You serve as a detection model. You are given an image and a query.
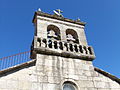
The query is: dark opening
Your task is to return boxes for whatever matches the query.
[74,45,78,52]
[79,45,83,53]
[66,29,79,44]
[88,47,93,55]
[42,39,47,47]
[54,41,58,49]
[69,44,73,52]
[47,25,61,40]
[64,43,68,51]
[59,42,63,50]
[48,40,52,48]
[83,46,88,54]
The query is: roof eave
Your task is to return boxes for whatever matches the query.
[32,11,86,26]
[94,67,120,84]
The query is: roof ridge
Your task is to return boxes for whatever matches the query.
[0,59,36,76]
[94,67,120,84]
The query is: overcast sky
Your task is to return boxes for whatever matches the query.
[0,0,120,77]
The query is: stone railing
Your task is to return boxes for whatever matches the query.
[31,36,95,61]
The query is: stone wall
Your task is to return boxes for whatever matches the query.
[0,11,119,90]
[36,15,88,45]
[0,64,36,90]
[35,54,120,90]
[0,54,120,90]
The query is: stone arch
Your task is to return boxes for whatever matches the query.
[60,79,80,90]
[66,29,79,44]
[47,24,61,40]
[62,81,78,90]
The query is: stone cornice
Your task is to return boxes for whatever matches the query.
[33,47,95,61]
[31,37,96,61]
[32,11,86,26]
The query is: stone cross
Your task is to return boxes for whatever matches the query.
[53,9,63,17]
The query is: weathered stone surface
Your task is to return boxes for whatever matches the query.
[0,54,120,90]
[0,11,120,90]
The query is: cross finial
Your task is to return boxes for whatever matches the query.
[53,9,63,17]
[38,8,41,12]
[56,9,63,13]
[76,18,80,22]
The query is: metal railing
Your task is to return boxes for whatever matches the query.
[0,51,31,70]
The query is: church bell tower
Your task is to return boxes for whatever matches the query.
[31,9,95,90]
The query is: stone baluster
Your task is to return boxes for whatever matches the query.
[63,42,68,51]
[41,38,46,48]
[48,39,52,48]
[86,46,90,55]
[70,43,74,52]
[57,41,60,50]
[51,40,55,49]
[88,46,94,55]
[67,43,71,52]
[74,44,78,53]
[61,42,65,51]
[59,42,63,50]
[83,46,87,54]
[40,38,43,47]
[76,44,80,53]
[46,39,49,48]
[53,40,57,49]
[37,40,40,47]
[72,43,76,52]
[79,45,83,54]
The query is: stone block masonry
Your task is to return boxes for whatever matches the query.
[0,11,120,90]
[0,55,119,90]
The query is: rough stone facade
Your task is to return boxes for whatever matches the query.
[0,55,120,90]
[0,11,120,90]
[34,12,87,45]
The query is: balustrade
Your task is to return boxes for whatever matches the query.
[36,37,94,56]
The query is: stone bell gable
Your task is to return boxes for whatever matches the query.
[0,10,120,90]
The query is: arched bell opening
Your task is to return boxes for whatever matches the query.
[47,25,61,40]
[66,29,79,44]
